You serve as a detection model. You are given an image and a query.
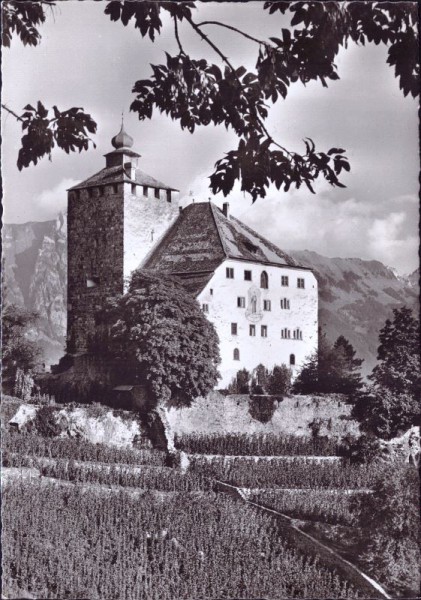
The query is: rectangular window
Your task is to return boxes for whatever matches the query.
[131,183,136,195]
[280,298,290,310]
[88,188,94,198]
[143,185,148,197]
[202,304,209,313]
[261,325,267,338]
[154,188,160,199]
[210,289,213,296]
[226,267,234,279]
[166,189,171,203]
[281,276,289,287]
[263,300,271,311]
[249,325,256,337]
[244,270,252,281]
[99,186,104,196]
[231,323,238,335]
[297,277,305,289]
[113,184,118,194]
[237,297,245,308]
[76,190,81,200]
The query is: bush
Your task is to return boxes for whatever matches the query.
[32,406,62,438]
[267,364,292,396]
[248,395,276,423]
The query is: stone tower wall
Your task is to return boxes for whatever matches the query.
[67,184,125,353]
[123,185,180,280]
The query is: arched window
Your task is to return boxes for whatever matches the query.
[289,354,295,366]
[260,271,268,289]
[233,348,240,361]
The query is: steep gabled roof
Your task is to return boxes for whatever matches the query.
[142,202,309,295]
[68,165,178,191]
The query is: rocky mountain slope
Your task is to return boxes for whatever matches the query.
[3,216,67,365]
[289,250,419,375]
[2,218,418,375]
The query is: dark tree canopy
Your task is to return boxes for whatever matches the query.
[352,307,420,439]
[293,330,363,395]
[2,302,42,394]
[2,1,418,198]
[90,269,221,406]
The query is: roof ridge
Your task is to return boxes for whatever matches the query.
[209,203,229,258]
[229,213,301,267]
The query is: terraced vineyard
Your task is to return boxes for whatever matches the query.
[2,409,418,599]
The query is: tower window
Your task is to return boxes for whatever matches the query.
[290,353,296,366]
[143,185,148,197]
[231,323,238,335]
[226,267,234,279]
[237,297,245,308]
[263,300,271,311]
[76,190,81,200]
[281,276,289,287]
[86,276,100,288]
[244,270,252,281]
[166,189,171,203]
[202,303,209,313]
[260,271,269,289]
[249,325,256,337]
[261,325,268,338]
[154,188,160,199]
[297,278,305,289]
[233,348,240,361]
[293,328,303,340]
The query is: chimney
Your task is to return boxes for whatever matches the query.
[222,202,230,218]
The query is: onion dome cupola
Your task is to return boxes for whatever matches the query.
[105,118,141,168]
[111,123,134,150]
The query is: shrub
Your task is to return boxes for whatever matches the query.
[32,406,62,438]
[248,395,276,423]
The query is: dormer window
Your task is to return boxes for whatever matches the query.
[244,241,258,254]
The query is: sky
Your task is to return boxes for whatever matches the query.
[2,1,419,274]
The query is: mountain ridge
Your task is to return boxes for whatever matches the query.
[3,218,419,376]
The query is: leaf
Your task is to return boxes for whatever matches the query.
[327,148,346,155]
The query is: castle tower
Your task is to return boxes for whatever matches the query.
[66,123,180,354]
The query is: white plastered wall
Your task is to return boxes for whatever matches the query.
[197,259,318,388]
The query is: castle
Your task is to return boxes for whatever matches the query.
[66,124,318,388]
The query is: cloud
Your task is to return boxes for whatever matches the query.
[31,178,78,221]
[181,178,418,275]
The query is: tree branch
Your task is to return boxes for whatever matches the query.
[2,103,24,123]
[196,20,266,46]
[184,16,294,159]
[173,15,185,55]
